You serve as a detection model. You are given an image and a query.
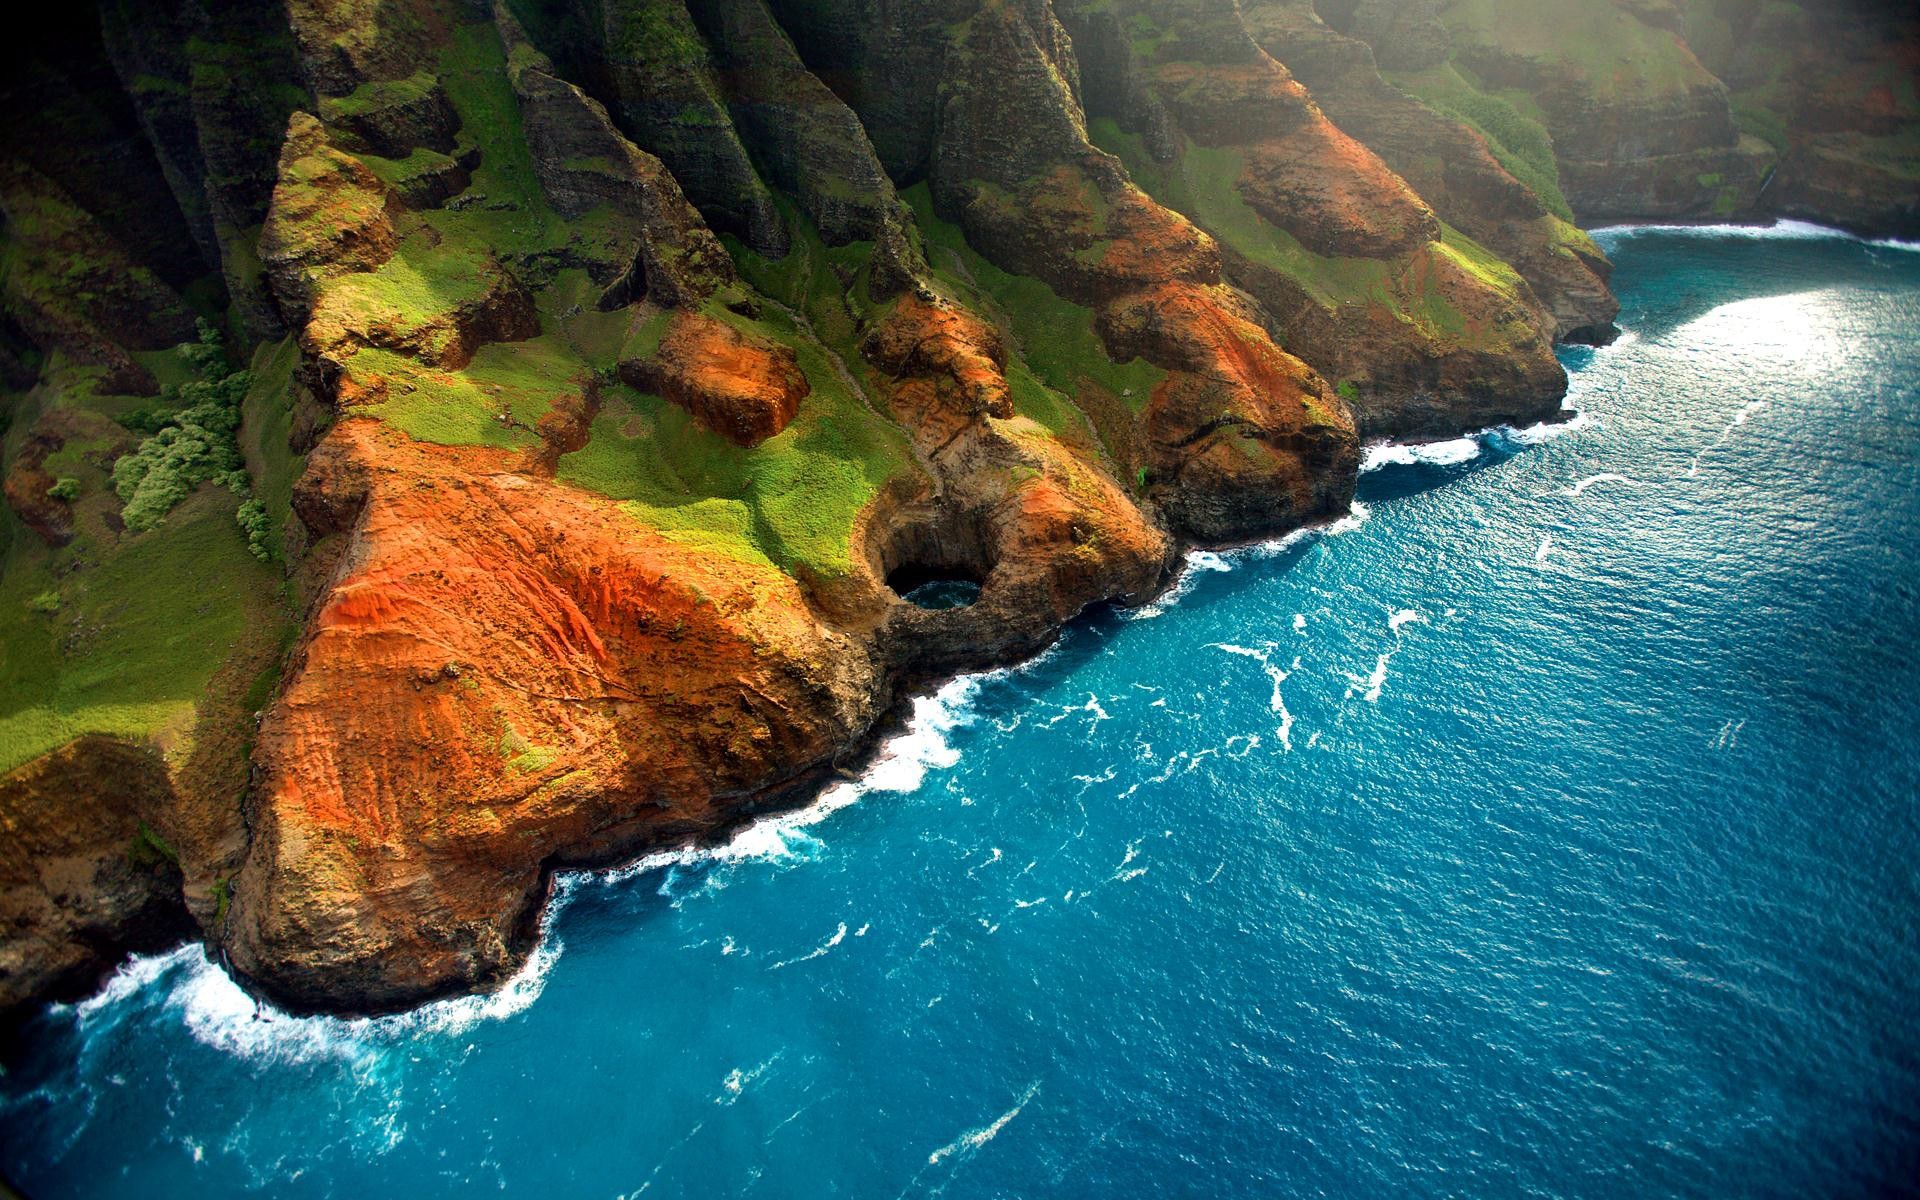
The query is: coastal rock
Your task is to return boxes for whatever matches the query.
[0,739,194,1033]
[1058,0,1568,438]
[225,419,882,1011]
[2,0,1917,1027]
[1237,0,1619,340]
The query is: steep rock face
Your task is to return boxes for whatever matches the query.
[257,112,402,312]
[1413,0,1773,223]
[0,162,198,393]
[0,738,195,1031]
[0,8,209,291]
[1684,0,1920,237]
[1059,0,1569,438]
[6,0,1918,1025]
[927,0,1357,539]
[548,0,789,254]
[857,291,1173,674]
[98,0,313,339]
[1,408,135,549]
[285,0,463,165]
[495,3,739,307]
[686,0,901,245]
[227,419,883,1010]
[1238,0,1618,340]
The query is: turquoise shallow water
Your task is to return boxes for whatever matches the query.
[4,227,1919,1198]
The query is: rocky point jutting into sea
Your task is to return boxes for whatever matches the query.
[2,0,1916,1027]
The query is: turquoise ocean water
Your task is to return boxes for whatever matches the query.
[3,226,1917,1197]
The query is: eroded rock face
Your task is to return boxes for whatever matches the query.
[687,0,902,245]
[0,739,195,1031]
[1238,0,1619,340]
[258,112,401,312]
[496,3,739,306]
[227,419,883,1009]
[1056,0,1567,438]
[620,309,810,445]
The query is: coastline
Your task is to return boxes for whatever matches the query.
[45,392,1610,1048]
[4,216,1896,1036]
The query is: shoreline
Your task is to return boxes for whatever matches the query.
[37,396,1611,1048]
[7,216,1882,1038]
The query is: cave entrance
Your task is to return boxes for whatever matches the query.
[886,563,984,610]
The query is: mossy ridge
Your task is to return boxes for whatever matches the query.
[1089,119,1386,307]
[900,183,1160,411]
[1386,63,1580,226]
[556,355,911,581]
[419,21,562,262]
[1439,0,1705,102]
[894,182,1159,471]
[1092,121,1534,352]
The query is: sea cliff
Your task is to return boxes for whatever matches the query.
[2,0,1914,1024]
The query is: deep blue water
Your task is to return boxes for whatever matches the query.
[4,227,1918,1198]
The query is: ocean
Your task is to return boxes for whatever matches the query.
[3,225,1917,1198]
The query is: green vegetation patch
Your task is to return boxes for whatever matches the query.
[0,486,283,774]
[238,336,303,560]
[558,336,914,580]
[1438,0,1705,101]
[1387,64,1577,223]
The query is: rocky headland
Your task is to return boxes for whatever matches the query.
[2,0,1915,1027]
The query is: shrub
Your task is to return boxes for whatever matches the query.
[26,590,60,614]
[112,324,255,533]
[46,476,80,502]
[235,498,274,562]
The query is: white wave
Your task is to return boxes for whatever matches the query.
[71,914,570,1069]
[1561,472,1638,497]
[1042,693,1109,728]
[1209,643,1296,750]
[74,945,188,1018]
[1591,219,1920,253]
[1127,503,1368,622]
[1325,500,1371,536]
[1347,653,1392,704]
[1688,399,1769,477]
[1534,533,1555,565]
[717,1053,782,1105]
[1124,551,1233,620]
[66,669,994,1055]
[928,1083,1042,1166]
[1388,607,1423,634]
[1360,435,1483,472]
[1293,613,1307,634]
[1497,409,1596,446]
[768,922,848,971]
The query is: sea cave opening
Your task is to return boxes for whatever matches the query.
[886,563,986,610]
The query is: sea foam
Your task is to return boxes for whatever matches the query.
[1590,218,1920,254]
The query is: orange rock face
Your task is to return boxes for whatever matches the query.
[861,294,1012,423]
[226,419,879,1009]
[620,309,810,446]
